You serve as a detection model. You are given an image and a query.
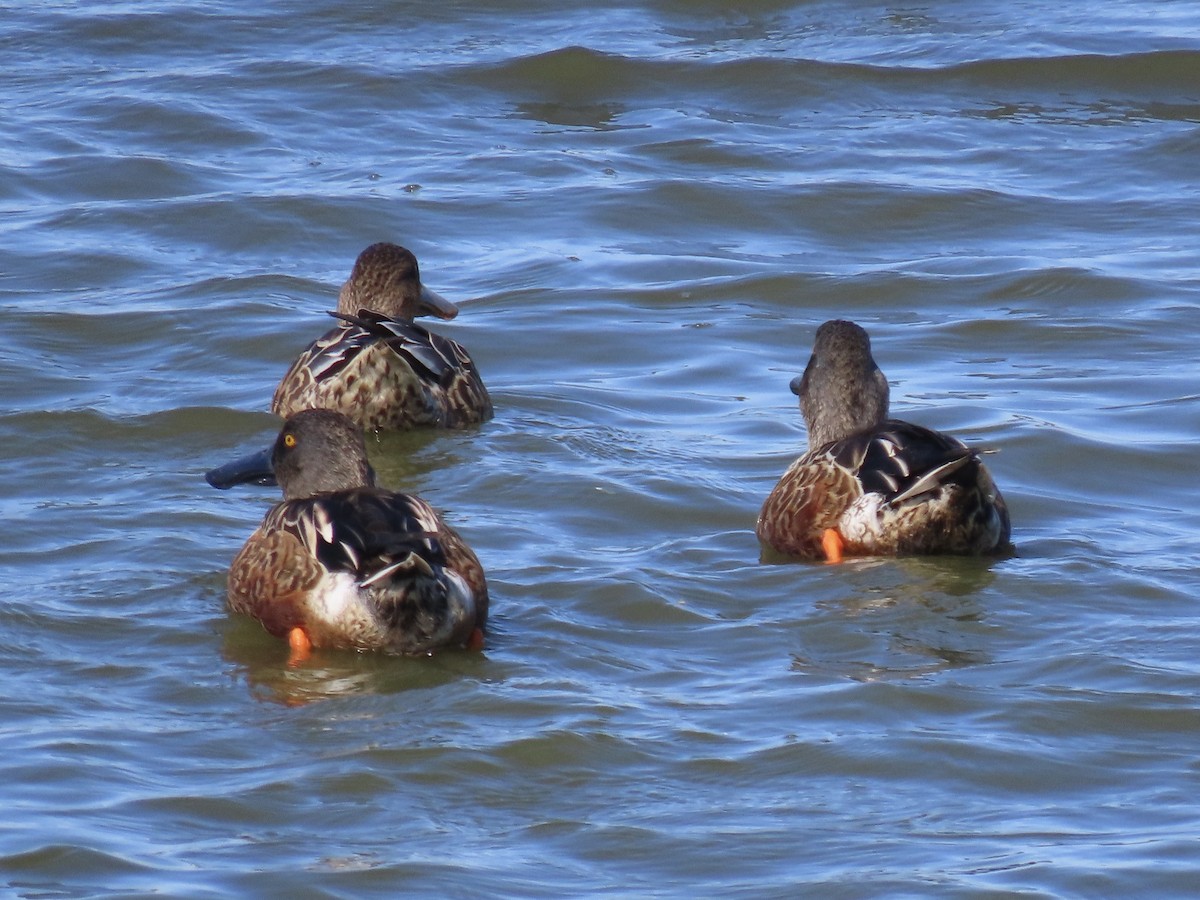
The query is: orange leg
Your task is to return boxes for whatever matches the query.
[821,528,845,564]
[287,626,313,666]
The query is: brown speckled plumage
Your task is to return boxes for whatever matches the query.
[271,243,492,430]
[756,320,1011,561]
[209,409,488,654]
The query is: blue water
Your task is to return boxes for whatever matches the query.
[3,2,1200,896]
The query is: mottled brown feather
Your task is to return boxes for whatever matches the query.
[757,449,862,558]
[272,319,492,430]
[227,525,323,637]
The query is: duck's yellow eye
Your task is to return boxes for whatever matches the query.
[283,433,297,448]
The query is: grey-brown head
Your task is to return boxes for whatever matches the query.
[790,319,890,449]
[270,409,377,498]
[336,242,459,321]
[206,409,377,500]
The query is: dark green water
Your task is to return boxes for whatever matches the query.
[3,2,1199,896]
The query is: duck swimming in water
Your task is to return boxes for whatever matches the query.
[756,319,1010,563]
[272,242,492,430]
[206,409,488,663]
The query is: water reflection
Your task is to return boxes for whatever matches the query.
[514,100,631,131]
[789,556,1000,681]
[221,619,488,706]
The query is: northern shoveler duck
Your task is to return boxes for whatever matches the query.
[272,242,493,430]
[206,409,488,663]
[756,319,1011,563]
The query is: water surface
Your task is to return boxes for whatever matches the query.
[3,1,1199,896]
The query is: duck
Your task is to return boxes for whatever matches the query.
[756,319,1011,563]
[206,408,488,663]
[271,242,493,430]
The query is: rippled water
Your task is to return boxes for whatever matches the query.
[3,1,1200,896]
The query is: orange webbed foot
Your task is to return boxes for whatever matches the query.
[287,627,313,667]
[821,528,845,564]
